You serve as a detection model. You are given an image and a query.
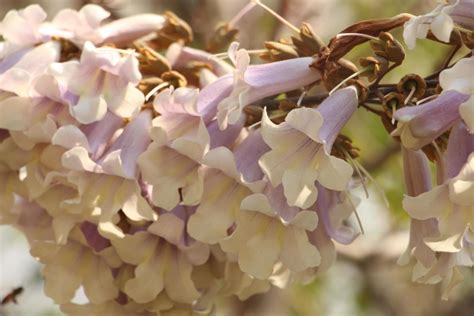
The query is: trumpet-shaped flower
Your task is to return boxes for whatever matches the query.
[52,5,166,46]
[403,125,474,254]
[51,4,110,45]
[0,5,47,54]
[30,237,121,305]
[259,86,357,209]
[215,42,321,130]
[392,90,470,149]
[0,41,60,96]
[111,212,209,304]
[403,0,474,49]
[55,41,144,124]
[220,184,320,279]
[188,132,267,244]
[138,87,209,210]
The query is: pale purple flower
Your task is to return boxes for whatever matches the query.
[259,86,357,209]
[196,42,321,129]
[187,131,267,244]
[392,90,470,149]
[53,41,144,124]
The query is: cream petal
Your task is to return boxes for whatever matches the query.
[403,185,450,220]
[62,146,100,172]
[240,193,277,218]
[285,106,324,143]
[43,263,82,304]
[317,153,353,191]
[124,250,165,303]
[164,252,200,303]
[288,210,318,231]
[449,179,474,206]
[82,258,119,304]
[425,233,464,253]
[459,97,474,132]
[239,230,280,279]
[148,213,184,245]
[52,216,76,245]
[439,57,474,94]
[112,231,157,265]
[430,12,454,43]
[0,96,33,130]
[52,125,91,151]
[282,166,318,209]
[280,228,320,272]
[71,95,108,124]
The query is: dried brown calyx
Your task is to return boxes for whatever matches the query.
[370,32,405,64]
[135,43,171,77]
[332,134,360,160]
[149,11,193,50]
[206,23,239,53]
[397,74,427,103]
[311,14,411,73]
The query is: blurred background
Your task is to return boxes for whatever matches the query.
[1,0,473,315]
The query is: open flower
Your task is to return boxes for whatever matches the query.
[55,41,144,124]
[215,42,321,130]
[52,5,167,46]
[0,5,48,54]
[188,132,267,244]
[111,212,209,304]
[403,155,474,254]
[220,184,320,279]
[30,236,121,305]
[51,4,110,45]
[392,90,470,149]
[403,0,474,49]
[259,86,357,209]
[138,87,209,210]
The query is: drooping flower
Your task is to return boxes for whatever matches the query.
[403,0,474,49]
[392,90,470,149]
[111,211,209,304]
[53,41,144,124]
[138,87,209,210]
[49,111,156,239]
[220,184,320,279]
[214,42,321,130]
[52,5,167,46]
[0,5,48,55]
[259,86,357,209]
[401,123,474,297]
[187,131,267,244]
[30,234,121,305]
[398,147,439,267]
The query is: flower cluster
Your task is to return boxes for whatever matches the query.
[1,0,473,312]
[0,4,361,315]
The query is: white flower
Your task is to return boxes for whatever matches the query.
[403,1,456,49]
[440,56,474,133]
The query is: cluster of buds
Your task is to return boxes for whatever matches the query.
[0,0,473,313]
